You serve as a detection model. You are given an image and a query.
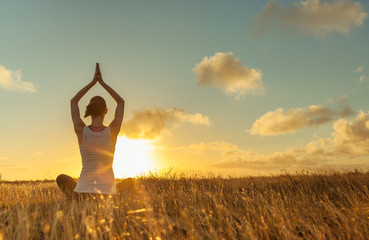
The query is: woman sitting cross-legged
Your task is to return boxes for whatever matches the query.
[56,63,125,200]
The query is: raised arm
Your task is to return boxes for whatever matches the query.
[71,64,99,144]
[96,64,125,141]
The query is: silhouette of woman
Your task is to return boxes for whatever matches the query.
[56,63,125,199]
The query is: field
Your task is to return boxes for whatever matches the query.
[1,171,369,239]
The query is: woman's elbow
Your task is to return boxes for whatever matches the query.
[118,97,125,104]
[70,97,79,105]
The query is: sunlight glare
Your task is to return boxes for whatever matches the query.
[113,136,155,178]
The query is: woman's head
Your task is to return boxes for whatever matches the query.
[84,96,107,118]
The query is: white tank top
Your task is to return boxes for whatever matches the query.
[74,126,117,194]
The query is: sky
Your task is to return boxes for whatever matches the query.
[1,0,369,180]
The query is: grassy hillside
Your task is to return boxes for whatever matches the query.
[1,171,369,239]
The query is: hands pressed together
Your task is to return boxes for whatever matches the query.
[89,63,124,105]
[92,63,104,85]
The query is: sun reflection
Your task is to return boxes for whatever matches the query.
[113,136,156,178]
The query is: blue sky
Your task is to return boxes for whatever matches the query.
[1,0,369,180]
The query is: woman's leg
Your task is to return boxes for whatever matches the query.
[56,174,77,199]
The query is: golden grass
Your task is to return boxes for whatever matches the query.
[1,171,369,239]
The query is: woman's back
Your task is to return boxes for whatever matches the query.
[74,126,117,194]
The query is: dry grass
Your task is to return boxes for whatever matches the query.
[1,171,369,239]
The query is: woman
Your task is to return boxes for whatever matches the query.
[56,63,125,199]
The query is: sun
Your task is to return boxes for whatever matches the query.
[113,136,156,178]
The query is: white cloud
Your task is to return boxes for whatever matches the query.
[253,0,368,37]
[193,52,264,99]
[156,109,369,171]
[286,110,369,159]
[331,110,369,157]
[165,110,369,170]
[0,65,36,93]
[123,107,210,140]
[249,103,353,136]
[355,66,364,73]
[355,65,366,83]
